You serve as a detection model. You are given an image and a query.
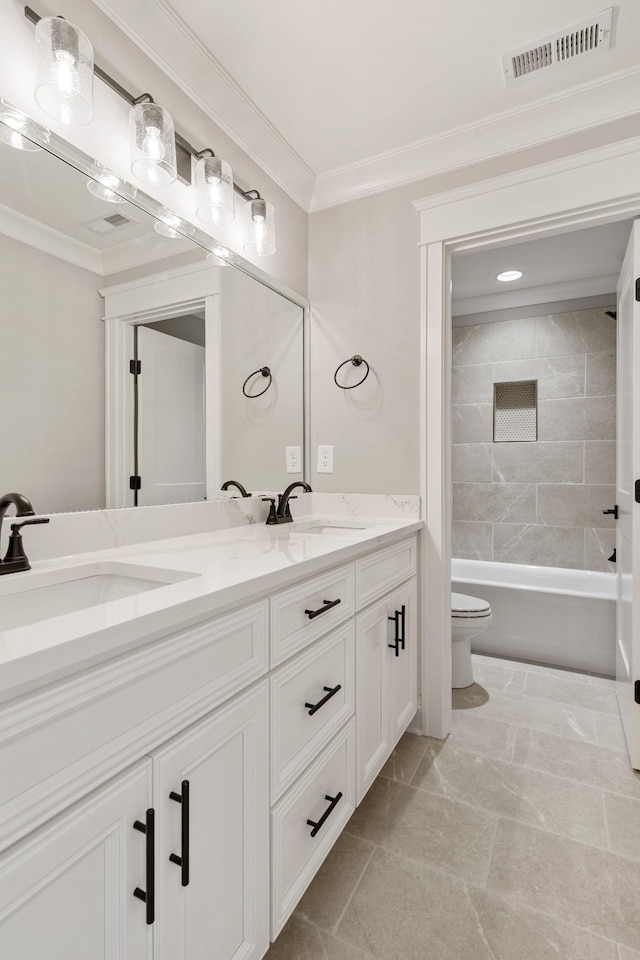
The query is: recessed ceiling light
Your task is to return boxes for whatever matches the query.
[496,270,523,282]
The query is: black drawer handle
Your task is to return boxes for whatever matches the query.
[305,684,342,716]
[304,598,341,620]
[388,605,407,657]
[307,792,343,837]
[169,779,190,887]
[133,808,155,924]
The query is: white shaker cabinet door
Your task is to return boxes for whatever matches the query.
[388,577,418,744]
[152,681,269,960]
[355,598,392,804]
[0,760,153,960]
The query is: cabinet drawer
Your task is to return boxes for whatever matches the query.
[355,536,417,609]
[270,623,355,802]
[270,564,354,667]
[271,719,355,937]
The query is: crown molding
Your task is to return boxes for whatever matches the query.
[90,0,316,211]
[311,64,640,212]
[0,203,104,274]
[452,274,618,318]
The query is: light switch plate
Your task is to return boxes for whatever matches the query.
[286,446,302,473]
[317,445,334,473]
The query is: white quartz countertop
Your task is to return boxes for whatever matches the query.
[0,515,422,702]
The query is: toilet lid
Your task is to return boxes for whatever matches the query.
[451,592,491,618]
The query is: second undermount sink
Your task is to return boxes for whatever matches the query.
[0,561,199,632]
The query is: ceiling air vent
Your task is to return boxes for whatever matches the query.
[80,211,136,235]
[501,8,614,86]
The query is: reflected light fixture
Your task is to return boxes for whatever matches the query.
[154,208,196,239]
[496,270,523,282]
[196,152,235,225]
[244,197,276,257]
[34,16,94,125]
[0,100,49,151]
[129,100,177,186]
[87,164,137,203]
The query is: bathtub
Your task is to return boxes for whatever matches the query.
[451,559,616,676]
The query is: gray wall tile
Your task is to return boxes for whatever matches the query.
[452,364,493,404]
[453,443,492,481]
[452,521,493,560]
[493,524,584,568]
[536,309,615,358]
[454,482,537,523]
[452,404,493,443]
[585,352,616,396]
[538,484,616,527]
[493,442,583,484]
[538,396,615,441]
[453,317,536,366]
[494,356,585,400]
[584,528,616,572]
[585,442,616,484]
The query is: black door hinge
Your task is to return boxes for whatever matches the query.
[636,278,640,301]
[635,680,640,704]
[130,359,141,375]
[130,475,142,491]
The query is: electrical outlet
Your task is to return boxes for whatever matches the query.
[286,445,301,473]
[317,444,334,473]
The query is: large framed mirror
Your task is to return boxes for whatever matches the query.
[0,104,308,514]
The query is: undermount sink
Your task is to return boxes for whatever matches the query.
[0,561,198,632]
[294,519,370,536]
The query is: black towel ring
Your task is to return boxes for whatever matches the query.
[334,355,370,390]
[242,366,272,398]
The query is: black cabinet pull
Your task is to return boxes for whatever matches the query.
[169,779,190,887]
[133,808,155,925]
[388,611,400,657]
[307,792,343,838]
[305,684,342,716]
[304,598,341,620]
[399,604,406,651]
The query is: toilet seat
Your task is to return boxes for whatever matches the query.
[451,592,491,619]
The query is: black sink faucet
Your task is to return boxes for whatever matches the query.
[221,480,252,498]
[264,482,312,525]
[0,492,49,575]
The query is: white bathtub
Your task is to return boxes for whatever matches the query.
[451,559,616,676]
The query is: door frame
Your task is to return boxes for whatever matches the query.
[415,135,640,740]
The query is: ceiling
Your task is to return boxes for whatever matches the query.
[94,0,640,210]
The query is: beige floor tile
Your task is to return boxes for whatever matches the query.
[411,743,608,848]
[487,818,640,949]
[523,671,619,716]
[265,916,373,959]
[589,673,617,688]
[472,657,527,694]
[345,776,497,886]
[619,947,640,959]
[449,712,518,761]
[595,712,628,752]
[336,847,617,960]
[453,687,597,743]
[513,727,640,798]
[604,793,640,860]
[294,832,375,932]
[379,733,432,783]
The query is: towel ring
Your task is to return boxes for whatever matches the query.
[242,366,272,398]
[334,355,370,390]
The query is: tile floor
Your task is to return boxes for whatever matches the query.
[264,653,640,960]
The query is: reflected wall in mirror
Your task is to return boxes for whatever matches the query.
[0,117,306,514]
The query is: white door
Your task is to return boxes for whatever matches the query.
[355,599,392,803]
[616,220,640,767]
[388,578,418,744]
[137,326,206,506]
[0,761,153,959]
[152,682,269,960]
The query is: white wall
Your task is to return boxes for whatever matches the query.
[0,233,104,513]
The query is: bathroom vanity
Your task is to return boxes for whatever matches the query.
[0,515,420,958]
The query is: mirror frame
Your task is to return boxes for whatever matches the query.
[1,101,311,507]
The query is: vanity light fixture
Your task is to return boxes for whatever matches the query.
[87,163,137,203]
[195,151,235,225]
[244,196,276,257]
[496,270,523,282]
[0,100,49,151]
[34,16,94,126]
[129,99,177,186]
[154,208,196,239]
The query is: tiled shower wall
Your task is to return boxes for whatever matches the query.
[452,308,616,571]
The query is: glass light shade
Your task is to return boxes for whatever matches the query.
[154,209,195,239]
[129,102,177,186]
[34,17,94,126]
[87,165,137,203]
[0,101,49,151]
[195,156,235,225]
[243,198,276,257]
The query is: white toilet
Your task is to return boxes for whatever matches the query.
[451,592,492,688]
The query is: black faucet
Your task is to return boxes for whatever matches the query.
[263,482,312,524]
[0,492,49,575]
[221,480,252,498]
